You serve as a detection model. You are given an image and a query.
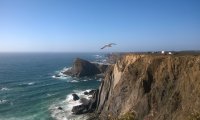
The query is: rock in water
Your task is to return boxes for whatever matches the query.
[72,98,90,114]
[72,94,79,101]
[84,90,96,96]
[58,107,63,110]
[88,90,96,95]
[72,104,89,115]
[84,91,89,95]
[72,90,99,114]
[64,58,101,77]
[80,98,90,105]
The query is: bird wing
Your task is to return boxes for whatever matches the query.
[101,45,107,49]
[101,43,116,49]
[110,43,117,45]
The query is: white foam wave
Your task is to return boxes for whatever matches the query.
[19,82,36,86]
[52,67,82,83]
[0,87,10,91]
[52,75,56,78]
[52,75,79,83]
[52,75,71,80]
[47,93,55,97]
[0,99,8,104]
[97,78,102,82]
[71,89,93,102]
[62,67,72,72]
[92,54,108,64]
[52,67,72,80]
[27,82,35,85]
[0,114,42,120]
[94,54,103,59]
[49,89,92,120]
[70,80,79,83]
[49,97,82,120]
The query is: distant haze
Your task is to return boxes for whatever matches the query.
[0,0,200,52]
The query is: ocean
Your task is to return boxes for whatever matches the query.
[0,53,105,120]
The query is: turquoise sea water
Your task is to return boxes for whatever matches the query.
[0,53,104,120]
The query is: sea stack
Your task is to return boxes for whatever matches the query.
[63,58,109,77]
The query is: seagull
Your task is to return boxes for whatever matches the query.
[101,43,117,49]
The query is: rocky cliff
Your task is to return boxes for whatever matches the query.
[95,54,200,120]
[64,58,108,77]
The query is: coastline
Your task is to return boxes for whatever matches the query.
[57,53,200,120]
[0,53,105,120]
[49,54,109,120]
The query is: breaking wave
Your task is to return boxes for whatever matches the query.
[0,87,10,91]
[49,89,92,120]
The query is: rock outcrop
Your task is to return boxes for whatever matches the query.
[64,58,109,77]
[95,54,200,120]
[72,90,99,115]
[72,94,80,101]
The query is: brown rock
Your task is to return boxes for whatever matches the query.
[64,58,101,77]
[96,54,200,120]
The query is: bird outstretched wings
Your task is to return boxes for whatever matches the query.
[101,43,117,49]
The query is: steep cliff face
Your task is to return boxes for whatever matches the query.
[96,54,200,120]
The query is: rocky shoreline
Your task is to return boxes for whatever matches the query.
[71,89,99,115]
[59,54,200,120]
[55,58,108,117]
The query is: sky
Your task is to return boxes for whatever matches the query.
[0,0,200,52]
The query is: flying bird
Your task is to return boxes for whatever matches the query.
[101,43,117,49]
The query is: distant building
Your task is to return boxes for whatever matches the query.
[161,51,165,54]
[168,52,172,55]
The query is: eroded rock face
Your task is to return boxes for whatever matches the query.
[72,90,99,115]
[72,104,89,115]
[64,58,108,77]
[96,54,200,120]
[84,90,96,96]
[72,94,79,101]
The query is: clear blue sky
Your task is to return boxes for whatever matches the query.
[0,0,200,52]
